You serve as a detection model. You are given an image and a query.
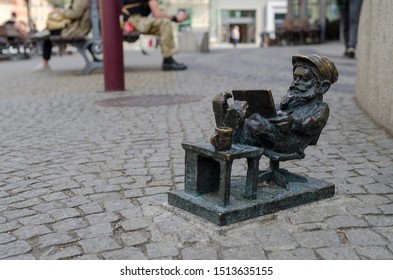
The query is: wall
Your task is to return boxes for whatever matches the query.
[356,0,393,135]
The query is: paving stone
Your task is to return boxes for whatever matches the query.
[267,248,317,260]
[61,196,92,207]
[75,223,113,239]
[363,183,393,194]
[78,202,103,215]
[48,208,81,220]
[12,225,52,239]
[121,230,149,246]
[364,215,393,227]
[288,206,347,224]
[2,209,37,220]
[378,204,393,214]
[373,227,393,242]
[178,228,211,245]
[85,212,120,225]
[221,244,267,260]
[51,217,89,232]
[18,213,55,226]
[293,230,341,248]
[137,194,168,205]
[146,241,178,259]
[102,247,147,260]
[122,217,152,231]
[355,246,393,260]
[0,240,32,259]
[253,223,298,251]
[181,246,218,260]
[42,246,83,260]
[38,233,78,248]
[103,199,135,212]
[7,254,36,260]
[344,228,388,246]
[124,189,144,198]
[0,233,16,244]
[346,204,381,215]
[315,246,359,260]
[32,201,64,213]
[79,236,121,254]
[0,221,21,233]
[325,215,368,229]
[154,214,188,234]
[356,195,391,205]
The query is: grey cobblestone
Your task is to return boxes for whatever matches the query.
[355,246,393,260]
[0,233,16,244]
[79,236,121,254]
[75,223,113,239]
[121,230,149,246]
[221,244,267,259]
[42,246,83,260]
[315,246,360,260]
[344,228,388,246]
[78,202,103,215]
[1,43,393,259]
[293,230,341,248]
[102,247,147,260]
[146,241,179,259]
[12,225,52,240]
[0,240,32,259]
[51,217,88,232]
[37,233,78,248]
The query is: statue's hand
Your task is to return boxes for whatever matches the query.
[269,111,293,132]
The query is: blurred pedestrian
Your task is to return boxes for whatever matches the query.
[337,0,363,58]
[4,12,17,26]
[122,0,189,71]
[34,0,91,71]
[231,25,240,48]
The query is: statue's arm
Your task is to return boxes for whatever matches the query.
[291,103,330,135]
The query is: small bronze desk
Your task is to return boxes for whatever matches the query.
[182,142,263,207]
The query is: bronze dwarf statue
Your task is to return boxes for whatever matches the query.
[213,54,338,161]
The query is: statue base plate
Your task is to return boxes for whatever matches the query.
[168,176,335,226]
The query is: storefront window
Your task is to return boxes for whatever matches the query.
[221,10,256,44]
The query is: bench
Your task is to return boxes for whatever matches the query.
[33,0,142,74]
[0,24,33,59]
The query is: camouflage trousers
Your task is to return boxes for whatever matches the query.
[127,15,175,58]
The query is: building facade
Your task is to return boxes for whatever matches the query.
[162,0,288,46]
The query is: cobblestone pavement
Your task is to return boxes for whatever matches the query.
[1,42,392,260]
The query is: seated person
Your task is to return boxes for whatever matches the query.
[218,54,338,159]
[35,0,91,70]
[122,0,188,71]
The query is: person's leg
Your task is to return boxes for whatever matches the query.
[127,16,187,70]
[347,0,363,57]
[340,1,349,51]
[41,29,61,66]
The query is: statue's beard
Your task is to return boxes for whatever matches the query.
[280,87,318,110]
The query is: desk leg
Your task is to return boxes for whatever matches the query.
[219,160,233,207]
[184,149,198,195]
[244,156,261,199]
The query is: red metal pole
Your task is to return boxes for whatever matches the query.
[99,0,125,91]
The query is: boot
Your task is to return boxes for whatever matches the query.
[162,57,187,71]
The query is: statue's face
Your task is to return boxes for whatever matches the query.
[290,66,317,95]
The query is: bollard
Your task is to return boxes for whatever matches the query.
[99,0,125,91]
